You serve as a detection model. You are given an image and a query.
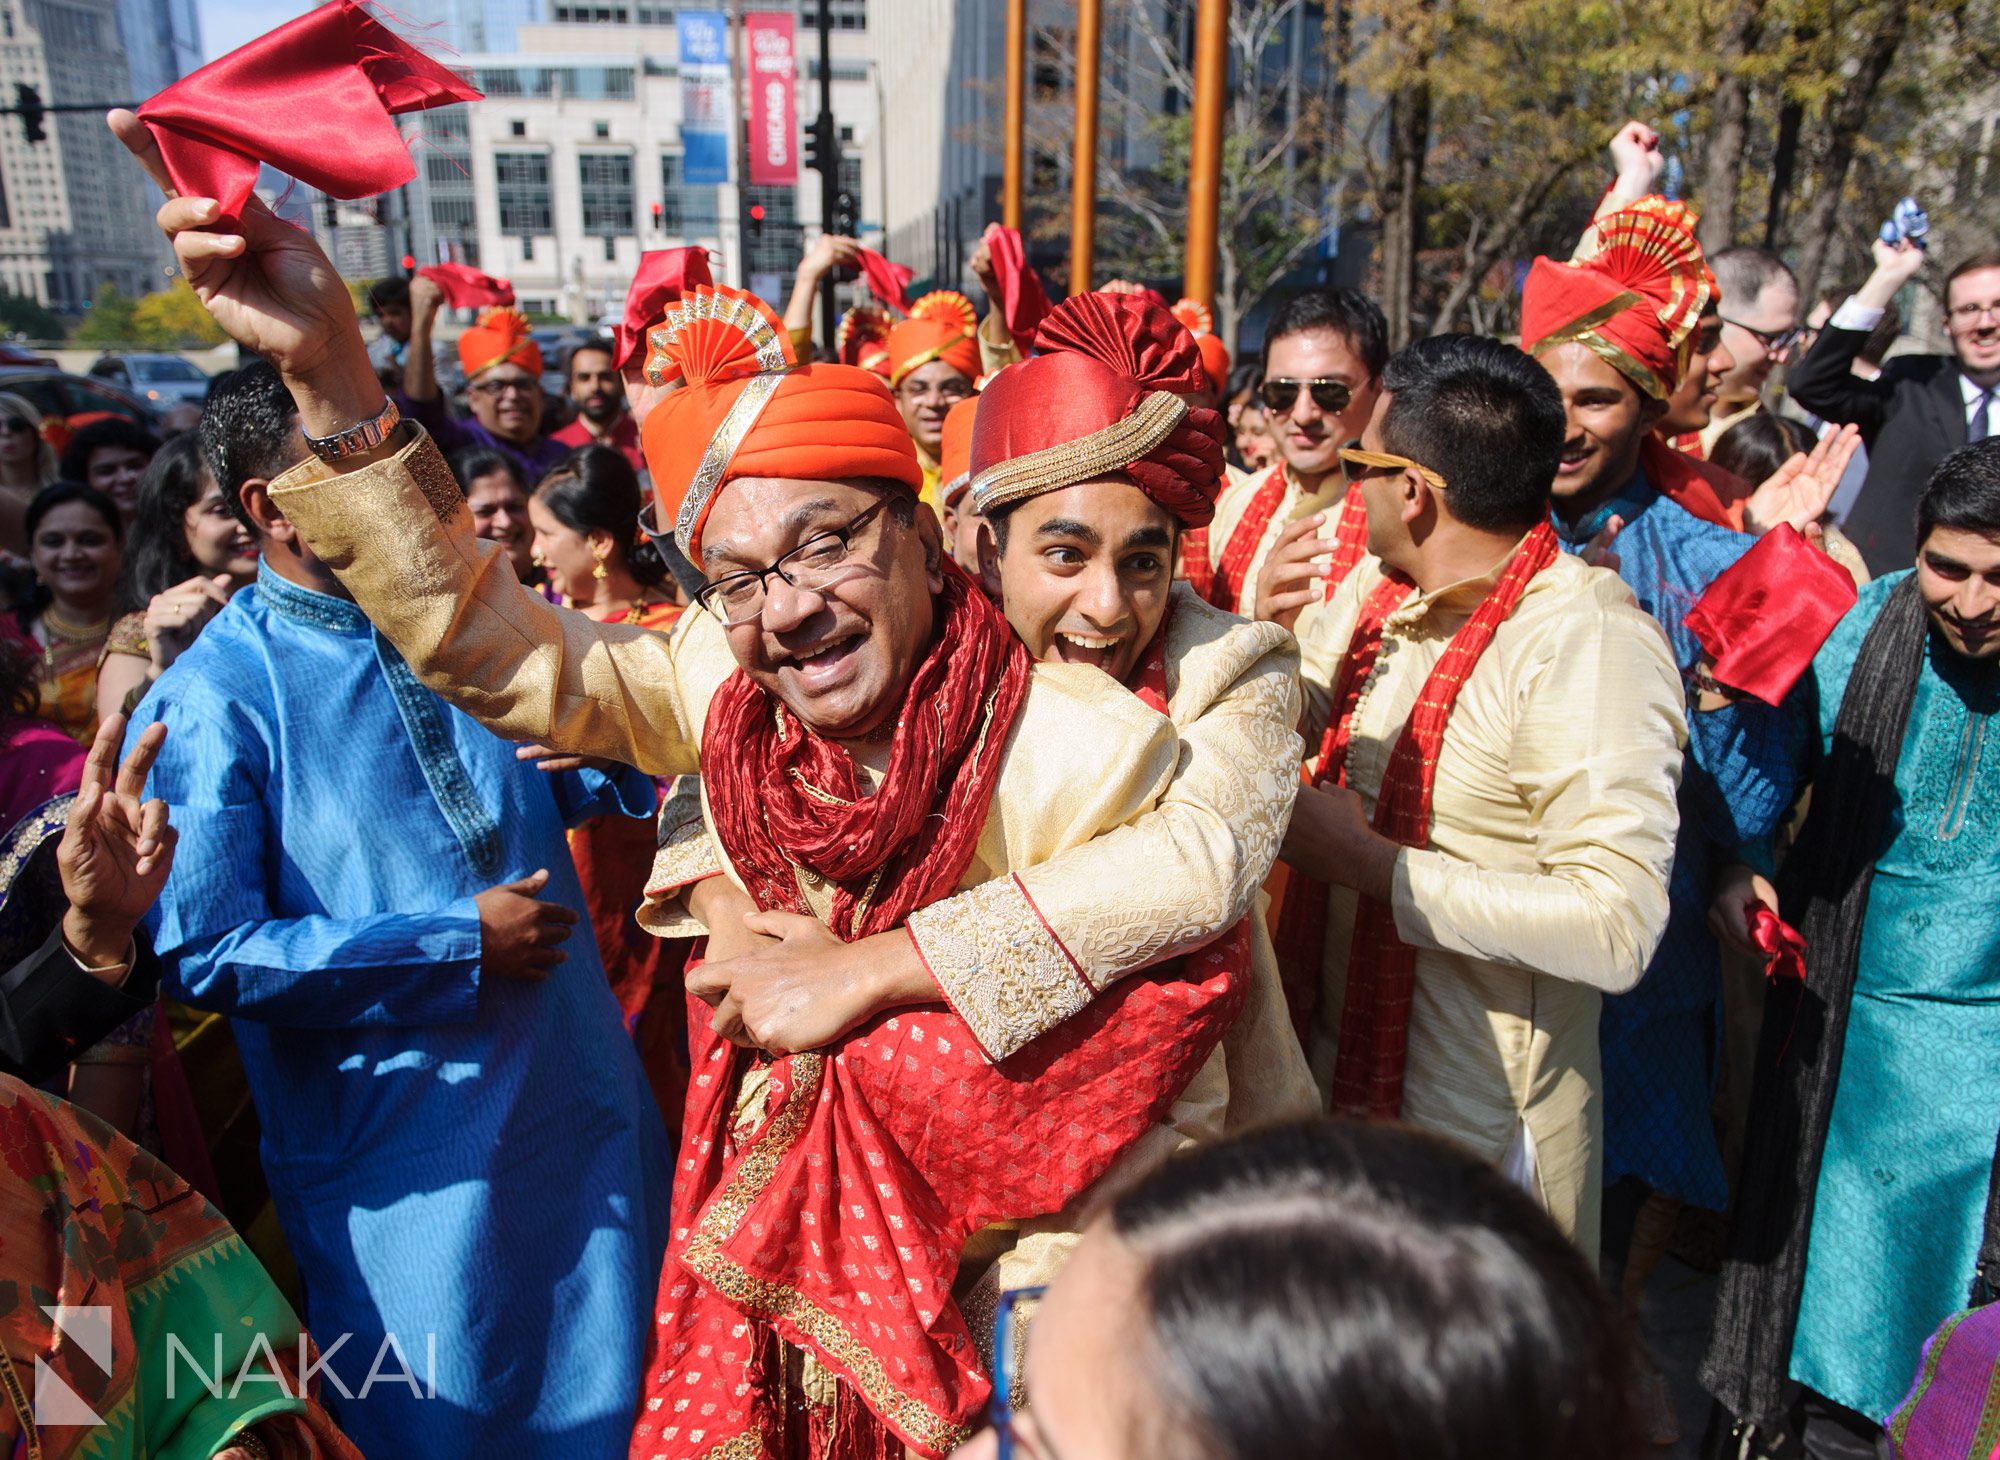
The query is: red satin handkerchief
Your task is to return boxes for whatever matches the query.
[858,248,913,315]
[1746,901,1807,982]
[417,263,513,310]
[615,247,712,370]
[137,0,479,219]
[987,225,1051,343]
[1684,524,1858,705]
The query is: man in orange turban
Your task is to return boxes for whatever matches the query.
[400,285,570,480]
[934,390,985,583]
[884,290,983,505]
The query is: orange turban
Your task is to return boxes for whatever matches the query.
[970,292,1225,528]
[640,285,921,561]
[938,394,980,509]
[457,306,542,380]
[1170,297,1231,393]
[1521,198,1711,400]
[885,291,980,388]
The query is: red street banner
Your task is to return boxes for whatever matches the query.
[745,12,798,187]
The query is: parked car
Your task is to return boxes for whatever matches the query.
[0,368,160,429]
[88,353,211,408]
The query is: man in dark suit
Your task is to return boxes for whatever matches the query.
[0,717,175,1082]
[1791,241,2000,575]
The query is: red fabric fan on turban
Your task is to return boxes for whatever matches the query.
[1683,525,1858,705]
[417,263,513,310]
[972,291,1225,527]
[136,0,479,220]
[858,248,914,314]
[985,226,1051,343]
[614,247,712,370]
[835,303,894,377]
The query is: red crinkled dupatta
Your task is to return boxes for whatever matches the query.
[634,573,1247,1459]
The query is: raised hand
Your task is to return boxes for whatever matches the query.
[106,109,384,440]
[1742,424,1862,534]
[58,715,176,972]
[1607,121,1663,193]
[144,573,233,671]
[1580,514,1626,573]
[969,223,1001,297]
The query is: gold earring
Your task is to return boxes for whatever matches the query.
[592,553,608,581]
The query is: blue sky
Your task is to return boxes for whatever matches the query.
[196,0,314,62]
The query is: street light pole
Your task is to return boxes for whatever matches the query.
[1003,0,1025,231]
[1069,0,1100,293]
[815,0,838,351]
[1184,0,1227,312]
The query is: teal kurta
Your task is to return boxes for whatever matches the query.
[1788,571,2000,1421]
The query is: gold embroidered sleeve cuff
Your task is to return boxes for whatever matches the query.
[637,783,725,937]
[906,874,1093,1062]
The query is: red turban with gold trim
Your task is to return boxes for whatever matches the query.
[969,292,1225,528]
[885,292,980,387]
[640,285,921,559]
[456,307,541,380]
[1521,198,1712,400]
[938,394,980,509]
[836,304,895,379]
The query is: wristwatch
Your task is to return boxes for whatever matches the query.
[304,397,402,463]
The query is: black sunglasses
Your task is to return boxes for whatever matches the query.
[1260,377,1353,416]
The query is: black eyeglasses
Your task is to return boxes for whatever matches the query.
[1720,316,1803,356]
[645,499,890,626]
[1260,377,1353,416]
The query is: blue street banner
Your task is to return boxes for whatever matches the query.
[678,9,731,186]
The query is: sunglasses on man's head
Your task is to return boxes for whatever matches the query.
[1260,377,1352,416]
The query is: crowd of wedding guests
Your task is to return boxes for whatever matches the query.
[3,106,1998,1460]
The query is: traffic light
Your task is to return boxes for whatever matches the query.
[14,85,43,145]
[803,112,837,180]
[322,195,338,230]
[748,202,765,240]
[831,190,857,239]
[649,200,664,231]
[400,254,416,273]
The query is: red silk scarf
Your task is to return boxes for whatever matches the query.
[1182,474,1367,615]
[638,574,1248,1459]
[1272,522,1561,1116]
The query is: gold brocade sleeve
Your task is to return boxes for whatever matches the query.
[976,308,1021,377]
[268,425,705,779]
[911,599,1303,1060]
[637,776,726,939]
[1389,580,1688,993]
[1292,561,1376,763]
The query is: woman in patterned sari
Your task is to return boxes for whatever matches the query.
[3,485,123,746]
[0,1073,362,1460]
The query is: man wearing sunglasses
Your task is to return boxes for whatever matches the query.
[396,273,571,484]
[1703,247,1802,453]
[1792,240,2000,575]
[1180,288,1386,623]
[1280,332,1686,1261]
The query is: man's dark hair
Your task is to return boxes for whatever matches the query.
[199,360,302,534]
[1917,437,2000,544]
[1946,249,2000,304]
[1260,288,1390,381]
[1226,360,1262,402]
[1712,247,1797,312]
[566,336,618,386]
[1859,302,1902,367]
[1710,413,1816,488]
[58,417,160,484]
[1109,1119,1634,1460]
[368,277,410,313]
[1378,335,1565,533]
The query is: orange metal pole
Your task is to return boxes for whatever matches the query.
[1069,0,1101,292]
[1184,0,1227,309]
[1004,0,1026,230]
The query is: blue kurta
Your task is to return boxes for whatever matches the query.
[131,563,672,1460]
[1557,477,1801,1210]
[1788,571,2000,1421]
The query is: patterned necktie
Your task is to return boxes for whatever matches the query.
[1973,387,1993,443]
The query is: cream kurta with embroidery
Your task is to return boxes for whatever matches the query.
[1295,545,1687,1262]
[1202,462,1347,619]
